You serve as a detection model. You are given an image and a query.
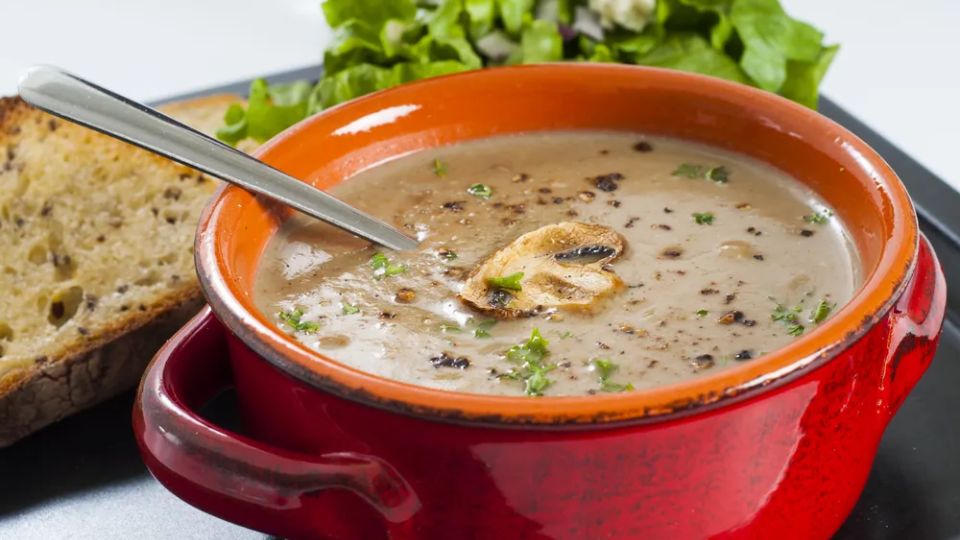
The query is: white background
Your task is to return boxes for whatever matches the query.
[0,0,957,192]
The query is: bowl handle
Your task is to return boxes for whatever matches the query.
[883,234,946,416]
[132,308,420,537]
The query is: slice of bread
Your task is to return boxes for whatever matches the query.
[0,93,249,446]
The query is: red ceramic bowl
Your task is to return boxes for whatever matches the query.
[133,65,946,540]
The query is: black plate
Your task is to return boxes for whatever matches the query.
[2,66,958,539]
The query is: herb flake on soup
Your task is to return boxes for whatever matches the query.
[255,132,860,397]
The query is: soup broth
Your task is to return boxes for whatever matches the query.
[255,132,860,397]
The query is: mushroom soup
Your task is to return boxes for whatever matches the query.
[254,132,860,397]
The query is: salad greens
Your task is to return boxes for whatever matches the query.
[218,0,837,145]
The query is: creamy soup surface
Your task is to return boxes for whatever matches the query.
[255,132,860,397]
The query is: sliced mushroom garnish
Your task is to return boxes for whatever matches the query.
[459,222,626,319]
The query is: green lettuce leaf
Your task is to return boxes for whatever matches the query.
[465,0,497,39]
[634,33,748,83]
[308,61,471,112]
[218,79,313,144]
[498,0,536,36]
[221,0,838,145]
[608,25,663,61]
[321,0,417,29]
[779,43,839,108]
[215,103,247,145]
[427,0,483,68]
[520,19,563,63]
[309,64,396,112]
[730,0,825,91]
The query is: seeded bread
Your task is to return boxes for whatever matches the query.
[0,93,248,446]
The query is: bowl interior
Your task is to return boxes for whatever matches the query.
[196,64,916,425]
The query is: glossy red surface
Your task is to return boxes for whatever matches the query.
[134,236,944,539]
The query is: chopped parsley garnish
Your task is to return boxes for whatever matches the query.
[438,249,458,260]
[474,319,497,338]
[707,166,730,183]
[467,183,493,199]
[501,328,555,396]
[673,163,704,178]
[439,323,462,333]
[341,302,360,315]
[803,209,833,224]
[278,308,320,333]
[487,271,524,291]
[672,163,729,183]
[810,299,836,324]
[696,309,709,318]
[693,212,715,225]
[591,358,635,393]
[772,302,805,336]
[592,358,617,379]
[370,252,406,279]
[432,158,447,177]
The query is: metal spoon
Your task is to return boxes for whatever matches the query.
[17,65,419,251]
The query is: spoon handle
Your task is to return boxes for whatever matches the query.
[17,66,418,251]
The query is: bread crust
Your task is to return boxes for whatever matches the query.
[0,291,202,446]
[0,93,245,446]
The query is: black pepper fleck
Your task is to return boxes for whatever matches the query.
[430,352,471,369]
[692,354,715,370]
[592,173,624,192]
[659,247,683,259]
[633,141,653,152]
